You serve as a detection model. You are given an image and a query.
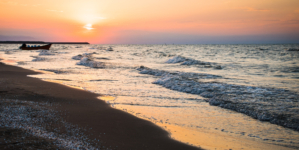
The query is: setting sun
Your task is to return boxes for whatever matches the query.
[83,24,94,30]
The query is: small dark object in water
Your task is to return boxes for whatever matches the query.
[20,44,52,50]
[287,48,299,51]
[107,46,113,51]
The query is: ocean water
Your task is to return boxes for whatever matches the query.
[1,44,299,149]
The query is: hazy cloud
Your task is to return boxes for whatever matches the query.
[0,1,18,5]
[32,4,41,7]
[285,19,299,24]
[0,35,36,41]
[96,17,106,20]
[237,7,270,12]
[47,9,63,13]
[0,1,39,7]
[107,30,299,44]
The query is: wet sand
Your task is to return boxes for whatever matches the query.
[0,62,201,150]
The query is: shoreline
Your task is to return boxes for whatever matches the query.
[1,58,298,149]
[0,62,201,150]
[0,62,296,150]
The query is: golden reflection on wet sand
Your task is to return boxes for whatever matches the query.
[1,59,18,65]
[98,95,116,101]
[42,79,84,90]
[157,123,294,150]
[109,102,298,150]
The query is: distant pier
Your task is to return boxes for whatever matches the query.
[0,41,89,44]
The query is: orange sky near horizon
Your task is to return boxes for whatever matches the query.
[0,0,299,44]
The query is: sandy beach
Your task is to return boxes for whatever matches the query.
[0,62,201,150]
[1,0,299,149]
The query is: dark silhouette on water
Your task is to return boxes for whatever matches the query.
[0,40,90,50]
[20,43,52,50]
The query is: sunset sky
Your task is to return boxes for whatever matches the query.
[0,0,299,44]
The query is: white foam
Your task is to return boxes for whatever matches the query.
[165,56,186,63]
[76,56,105,68]
[39,50,54,56]
[32,57,46,61]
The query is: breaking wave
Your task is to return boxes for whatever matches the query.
[73,53,105,68]
[38,50,55,56]
[137,66,299,131]
[166,56,222,69]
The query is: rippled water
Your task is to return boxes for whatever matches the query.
[1,44,299,149]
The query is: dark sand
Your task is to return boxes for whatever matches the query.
[0,127,63,150]
[0,62,201,150]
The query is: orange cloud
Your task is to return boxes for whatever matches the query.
[244,7,270,12]
[47,9,63,13]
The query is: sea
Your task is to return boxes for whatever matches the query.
[1,44,299,149]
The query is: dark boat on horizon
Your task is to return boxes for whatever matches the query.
[0,41,89,50]
[20,44,52,50]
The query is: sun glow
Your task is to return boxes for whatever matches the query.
[0,0,298,44]
[83,24,94,30]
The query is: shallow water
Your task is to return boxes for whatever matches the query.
[1,44,299,149]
